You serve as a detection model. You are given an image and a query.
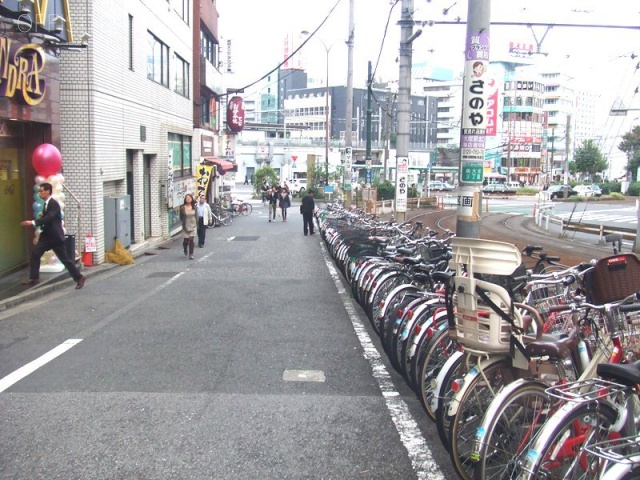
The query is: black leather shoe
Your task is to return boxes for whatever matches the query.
[21,278,40,286]
[75,275,86,290]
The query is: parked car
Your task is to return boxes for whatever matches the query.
[574,185,601,197]
[482,183,517,195]
[426,181,454,192]
[289,178,307,194]
[507,182,521,190]
[589,184,603,196]
[546,184,578,200]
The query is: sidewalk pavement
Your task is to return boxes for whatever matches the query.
[0,235,177,312]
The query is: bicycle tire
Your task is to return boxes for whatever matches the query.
[435,352,467,451]
[241,202,253,215]
[415,323,458,421]
[448,358,514,480]
[473,379,551,480]
[519,401,623,480]
[220,212,233,226]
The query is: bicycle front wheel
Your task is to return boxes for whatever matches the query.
[241,202,253,215]
[220,212,233,226]
[473,379,552,480]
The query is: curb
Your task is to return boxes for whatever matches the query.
[0,235,179,313]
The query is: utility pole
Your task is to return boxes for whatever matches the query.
[383,94,392,182]
[366,61,372,161]
[366,61,373,188]
[563,114,572,196]
[456,0,491,239]
[344,0,354,207]
[396,0,420,222]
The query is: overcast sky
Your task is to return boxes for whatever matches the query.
[217,0,640,174]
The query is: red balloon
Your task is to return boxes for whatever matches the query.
[32,143,62,177]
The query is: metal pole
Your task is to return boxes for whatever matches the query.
[456,0,491,239]
[344,0,354,207]
[396,0,416,222]
[366,61,372,161]
[325,48,330,185]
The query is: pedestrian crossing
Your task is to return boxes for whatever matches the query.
[553,207,638,224]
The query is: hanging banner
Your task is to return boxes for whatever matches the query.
[195,163,214,199]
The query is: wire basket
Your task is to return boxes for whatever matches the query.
[530,282,571,316]
[609,308,640,361]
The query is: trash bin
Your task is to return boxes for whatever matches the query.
[65,234,76,262]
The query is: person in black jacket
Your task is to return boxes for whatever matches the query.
[20,182,85,289]
[300,189,316,235]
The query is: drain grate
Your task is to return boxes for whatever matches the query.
[146,272,179,278]
[233,236,260,241]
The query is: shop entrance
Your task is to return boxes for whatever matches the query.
[0,146,25,274]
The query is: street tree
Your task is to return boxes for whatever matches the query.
[573,139,608,181]
[253,165,278,194]
[619,125,640,181]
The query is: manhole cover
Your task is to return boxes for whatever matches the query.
[233,236,260,241]
[146,272,179,278]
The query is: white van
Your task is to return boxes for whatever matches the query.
[507,182,520,189]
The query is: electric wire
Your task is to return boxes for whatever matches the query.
[220,0,345,98]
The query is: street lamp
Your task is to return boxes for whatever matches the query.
[301,31,331,185]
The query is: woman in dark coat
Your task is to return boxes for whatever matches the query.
[278,188,291,222]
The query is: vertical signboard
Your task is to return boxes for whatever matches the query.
[460,31,490,185]
[396,157,408,213]
[343,147,352,190]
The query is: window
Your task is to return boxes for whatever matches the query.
[175,0,190,24]
[174,54,189,97]
[128,15,134,70]
[200,29,216,65]
[168,133,192,178]
[201,96,217,129]
[147,32,169,87]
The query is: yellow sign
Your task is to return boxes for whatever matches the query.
[0,39,46,106]
[195,163,214,199]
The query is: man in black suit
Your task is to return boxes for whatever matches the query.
[20,182,86,289]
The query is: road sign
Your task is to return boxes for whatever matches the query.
[461,162,484,183]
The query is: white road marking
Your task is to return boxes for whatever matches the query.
[0,339,82,393]
[1,271,191,392]
[320,241,445,480]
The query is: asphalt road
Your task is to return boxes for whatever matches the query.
[0,203,457,480]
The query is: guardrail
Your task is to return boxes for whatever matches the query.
[536,203,637,245]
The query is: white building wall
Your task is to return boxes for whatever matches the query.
[61,0,193,263]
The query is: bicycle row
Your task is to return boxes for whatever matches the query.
[315,205,640,480]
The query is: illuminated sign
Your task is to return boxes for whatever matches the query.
[0,38,46,106]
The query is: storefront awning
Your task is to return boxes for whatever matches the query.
[202,157,235,171]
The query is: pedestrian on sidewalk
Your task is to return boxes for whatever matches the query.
[244,175,249,185]
[196,194,212,248]
[261,179,270,205]
[267,186,278,222]
[278,187,291,222]
[300,189,316,235]
[180,194,197,259]
[19,182,86,289]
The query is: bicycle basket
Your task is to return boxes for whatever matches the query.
[584,254,640,304]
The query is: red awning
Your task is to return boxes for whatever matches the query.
[202,157,234,171]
